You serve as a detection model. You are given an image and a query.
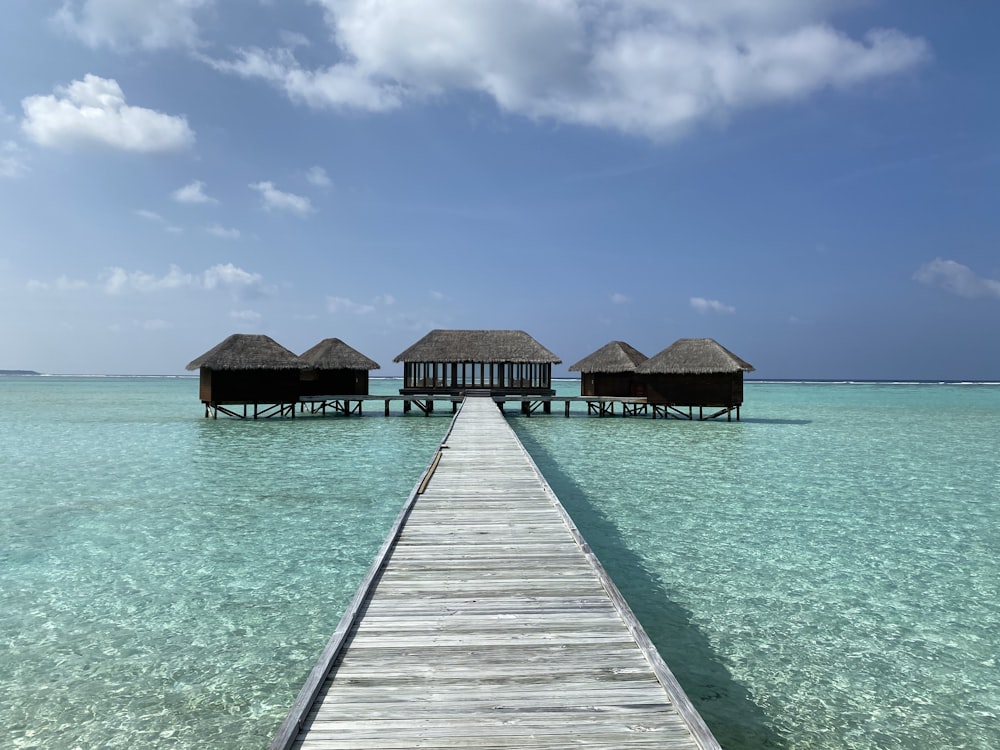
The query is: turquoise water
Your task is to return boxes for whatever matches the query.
[1,377,998,748]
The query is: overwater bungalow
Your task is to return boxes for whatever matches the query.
[569,341,648,397]
[635,338,754,420]
[186,333,303,418]
[299,338,380,397]
[393,329,561,397]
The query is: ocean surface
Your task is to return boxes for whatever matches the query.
[0,376,997,749]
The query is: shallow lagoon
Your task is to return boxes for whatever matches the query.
[0,377,997,748]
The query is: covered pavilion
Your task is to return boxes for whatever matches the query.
[393,329,561,397]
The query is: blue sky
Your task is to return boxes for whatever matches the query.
[1,1,997,379]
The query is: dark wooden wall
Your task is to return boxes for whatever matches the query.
[641,373,744,406]
[199,368,301,404]
[300,369,370,396]
[581,373,646,398]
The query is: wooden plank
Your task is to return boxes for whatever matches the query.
[273,396,720,750]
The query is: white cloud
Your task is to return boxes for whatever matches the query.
[914,258,1000,300]
[230,309,262,322]
[386,312,444,332]
[207,1,929,140]
[430,290,446,301]
[611,292,630,304]
[26,275,89,292]
[103,264,194,293]
[373,293,395,306]
[136,209,183,234]
[27,262,269,297]
[21,74,194,152]
[250,180,313,216]
[204,46,404,112]
[173,180,217,204]
[279,30,311,49]
[202,263,266,293]
[206,224,241,240]
[1,141,29,178]
[691,297,736,314]
[53,0,211,51]
[327,296,375,314]
[306,165,332,187]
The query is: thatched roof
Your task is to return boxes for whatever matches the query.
[299,338,380,371]
[635,338,754,375]
[569,341,647,373]
[185,334,303,371]
[393,330,561,364]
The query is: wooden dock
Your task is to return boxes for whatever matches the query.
[297,394,738,420]
[271,395,720,749]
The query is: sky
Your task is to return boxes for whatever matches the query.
[1,1,998,379]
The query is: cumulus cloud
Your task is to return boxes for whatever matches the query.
[202,263,266,293]
[611,292,630,304]
[173,180,217,204]
[204,46,404,112]
[53,0,211,51]
[205,1,929,140]
[327,296,375,314]
[914,258,1000,300]
[135,209,165,222]
[250,180,313,216]
[306,165,332,187]
[206,224,241,239]
[102,264,194,293]
[1,141,29,178]
[691,297,736,314]
[21,74,194,152]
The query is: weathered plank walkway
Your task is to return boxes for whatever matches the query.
[272,395,719,749]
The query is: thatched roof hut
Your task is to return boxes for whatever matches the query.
[300,338,380,371]
[569,341,648,397]
[299,338,380,396]
[393,329,561,395]
[186,333,303,372]
[635,338,754,416]
[186,334,303,409]
[635,338,754,376]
